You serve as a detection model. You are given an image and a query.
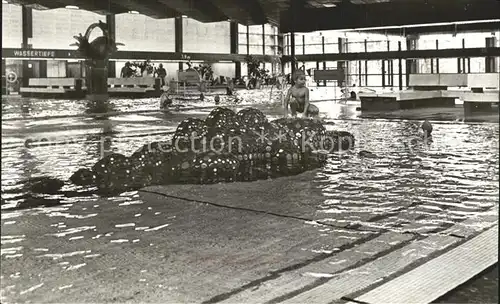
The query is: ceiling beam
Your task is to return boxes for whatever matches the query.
[364,21,500,36]
[109,0,181,19]
[9,0,60,10]
[210,0,257,24]
[280,0,500,32]
[156,0,227,22]
[235,0,267,24]
[283,47,500,62]
[8,0,180,18]
[255,0,282,26]
[53,0,129,15]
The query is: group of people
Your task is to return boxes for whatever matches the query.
[157,69,433,138]
[120,61,168,86]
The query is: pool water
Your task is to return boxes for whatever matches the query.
[1,96,498,236]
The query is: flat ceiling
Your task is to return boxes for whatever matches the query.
[6,0,500,32]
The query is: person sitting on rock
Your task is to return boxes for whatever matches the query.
[160,92,173,109]
[284,71,318,118]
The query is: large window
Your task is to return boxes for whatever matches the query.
[283,29,499,89]
[238,24,279,56]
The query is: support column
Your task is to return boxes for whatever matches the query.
[106,14,116,77]
[21,5,33,88]
[382,59,386,88]
[463,39,470,73]
[322,36,326,86]
[485,37,497,73]
[21,6,32,49]
[230,21,240,79]
[364,39,368,86]
[302,35,305,55]
[175,16,183,71]
[382,41,388,87]
[338,37,347,86]
[262,24,266,55]
[435,40,440,73]
[262,24,265,70]
[246,25,250,55]
[358,59,362,86]
[387,41,393,87]
[406,35,418,86]
[277,31,284,74]
[290,32,296,76]
[85,59,108,100]
[316,61,320,86]
[390,59,394,87]
[2,59,6,95]
[39,61,47,78]
[398,41,403,90]
[290,0,300,76]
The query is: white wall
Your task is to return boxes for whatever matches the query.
[46,60,67,77]
[419,31,500,49]
[31,8,177,52]
[212,62,235,79]
[2,4,23,48]
[32,8,103,49]
[115,13,175,52]
[182,18,230,53]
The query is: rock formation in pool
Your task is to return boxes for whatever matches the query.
[65,107,355,195]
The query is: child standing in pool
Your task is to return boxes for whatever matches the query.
[284,71,319,118]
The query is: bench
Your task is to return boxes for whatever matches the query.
[107,77,162,97]
[20,78,85,98]
[359,73,499,112]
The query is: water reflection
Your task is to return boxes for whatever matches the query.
[314,119,498,234]
[1,97,498,226]
[84,100,116,119]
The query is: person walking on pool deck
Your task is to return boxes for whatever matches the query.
[284,71,319,118]
[120,62,133,78]
[155,63,167,87]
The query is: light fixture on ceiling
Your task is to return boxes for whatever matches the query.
[2,0,9,4]
[323,4,336,8]
[128,10,139,14]
[65,5,79,10]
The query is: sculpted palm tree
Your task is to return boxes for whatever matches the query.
[70,21,125,98]
[70,20,124,65]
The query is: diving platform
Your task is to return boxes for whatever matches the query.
[359,73,499,115]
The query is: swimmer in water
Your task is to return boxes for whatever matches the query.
[422,119,433,137]
[284,71,319,118]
